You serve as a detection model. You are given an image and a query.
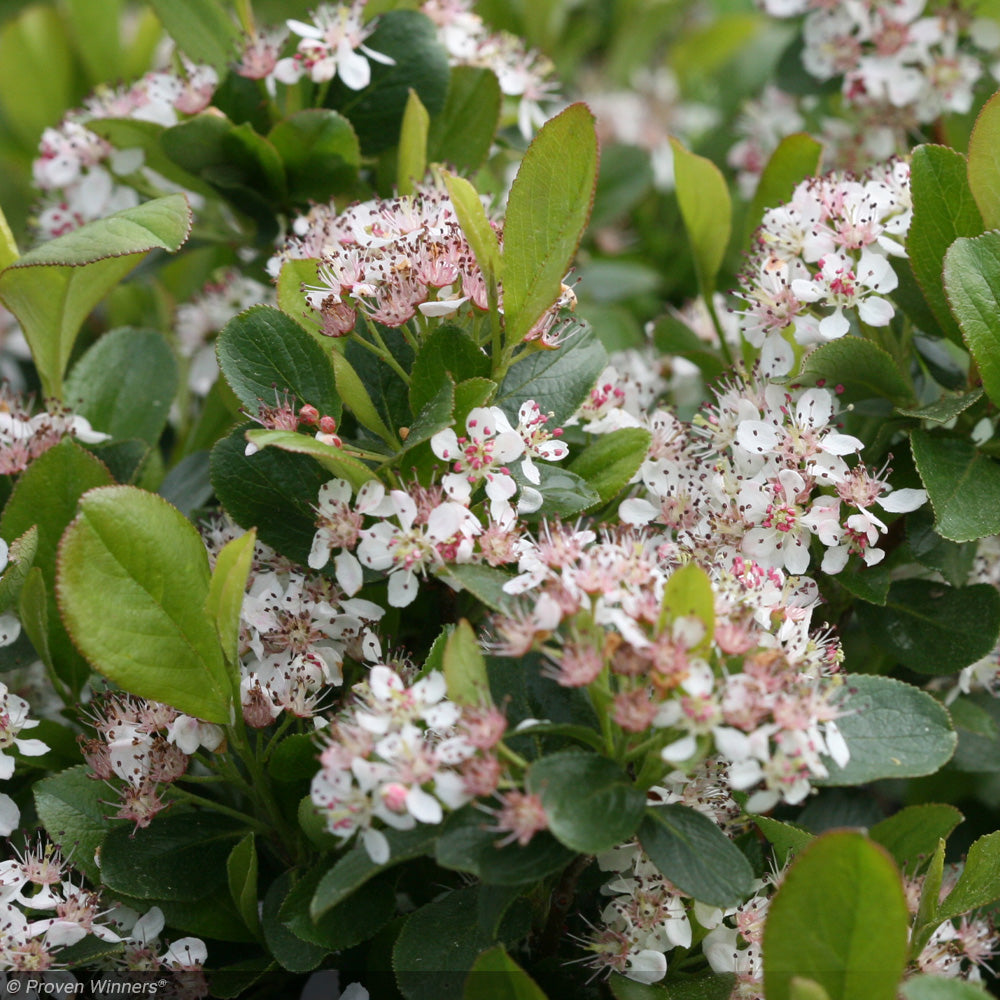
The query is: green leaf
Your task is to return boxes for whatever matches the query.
[835,560,891,606]
[410,324,490,416]
[515,464,599,519]
[465,945,548,1000]
[660,563,714,655]
[206,528,256,672]
[0,440,114,693]
[638,804,754,907]
[0,525,37,615]
[443,174,502,291]
[526,751,645,854]
[856,579,1000,675]
[568,428,652,506]
[398,378,454,455]
[331,350,397,445]
[967,89,1000,229]
[428,67,502,175]
[906,507,975,588]
[911,429,1000,542]
[935,830,1000,922]
[745,133,823,246]
[0,195,191,398]
[435,806,575,886]
[394,885,498,1000]
[33,765,118,884]
[398,89,430,195]
[327,10,450,156]
[277,258,323,337]
[789,981,832,1000]
[65,327,178,445]
[310,826,438,919]
[608,973,736,1000]
[670,137,731,301]
[243,430,376,491]
[495,322,607,425]
[944,232,1000,406]
[0,204,18,272]
[62,0,124,84]
[649,313,725,382]
[896,389,983,424]
[763,831,909,1000]
[818,675,956,784]
[211,427,330,567]
[753,815,814,868]
[147,0,238,70]
[503,104,599,344]
[17,568,53,677]
[437,563,512,613]
[901,976,994,1000]
[269,110,360,204]
[101,811,244,900]
[56,485,231,723]
[868,805,963,867]
[262,871,327,973]
[907,144,984,344]
[799,337,914,406]
[217,305,340,421]
[444,618,490,706]
[455,377,498,425]
[227,834,261,937]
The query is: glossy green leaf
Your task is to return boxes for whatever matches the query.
[911,429,1000,542]
[516,464,600,519]
[943,232,1000,406]
[495,322,607,425]
[269,110,360,204]
[857,579,1000,675]
[0,195,191,398]
[398,378,454,455]
[444,172,502,292]
[243,430,376,491]
[465,945,548,1000]
[398,89,430,195]
[227,834,261,937]
[0,524,37,615]
[503,104,599,344]
[326,10,449,155]
[435,806,575,886]
[211,427,330,567]
[262,871,327,973]
[753,815,814,867]
[638,804,754,907]
[819,675,956,784]
[33,765,118,884]
[896,389,983,424]
[331,350,397,445]
[670,137,731,300]
[799,337,914,406]
[101,811,244,900]
[147,0,238,70]
[906,507,975,588]
[568,427,652,506]
[763,832,908,1000]
[437,563,512,613]
[410,324,490,416]
[935,830,1000,922]
[746,133,823,245]
[444,618,490,706]
[65,327,178,445]
[206,528,256,673]
[57,485,231,723]
[901,976,994,1000]
[907,144,983,344]
[428,67,502,174]
[526,751,645,854]
[967,89,1000,229]
[868,805,963,867]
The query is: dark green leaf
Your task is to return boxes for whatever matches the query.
[569,428,652,506]
[0,524,37,615]
[763,832,909,1000]
[269,110,360,204]
[227,834,261,936]
[428,67,502,174]
[243,429,376,491]
[409,325,490,416]
[935,830,1000,922]
[526,751,645,854]
[158,452,214,516]
[262,871,327,973]
[799,337,914,406]
[638,804,754,907]
[515,464,600,519]
[649,313,725,381]
[437,563,512,613]
[147,0,238,70]
[855,579,1000,675]
[753,815,814,868]
[896,389,983,424]
[399,378,454,455]
[503,104,599,344]
[819,675,956,784]
[906,507,976,588]
[869,805,963,867]
[608,973,737,1000]
[745,133,823,246]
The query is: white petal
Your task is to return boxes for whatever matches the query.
[878,487,927,513]
[362,828,390,864]
[406,786,443,824]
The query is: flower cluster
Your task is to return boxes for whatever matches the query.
[78,693,222,830]
[310,664,505,862]
[0,677,47,837]
[736,159,912,373]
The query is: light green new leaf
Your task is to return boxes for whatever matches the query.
[398,89,430,196]
[935,830,1000,922]
[745,133,822,246]
[443,618,490,706]
[670,137,732,301]
[0,195,191,398]
[206,528,256,675]
[943,233,1000,406]
[967,89,1000,229]
[444,173,502,289]
[0,204,18,272]
[660,562,714,655]
[911,429,1000,542]
[902,976,994,1000]
[465,945,548,1000]
[57,486,231,723]
[763,832,909,1000]
[503,104,598,344]
[147,0,239,71]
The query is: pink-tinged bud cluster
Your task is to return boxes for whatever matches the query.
[736,159,912,374]
[310,665,503,862]
[0,385,109,475]
[78,693,222,831]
